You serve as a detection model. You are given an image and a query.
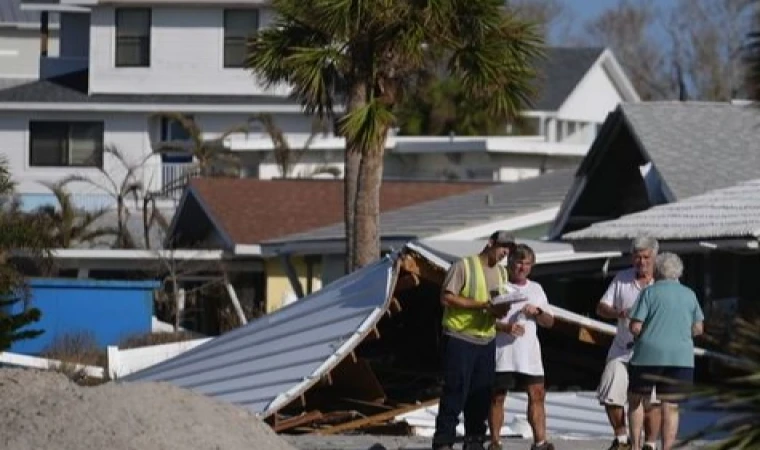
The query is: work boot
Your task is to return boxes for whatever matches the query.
[606,439,632,450]
[463,436,487,450]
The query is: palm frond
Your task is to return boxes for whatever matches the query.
[247,19,344,117]
[679,317,760,449]
[338,99,395,154]
[0,154,14,196]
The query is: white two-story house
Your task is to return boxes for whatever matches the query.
[0,0,59,79]
[0,0,639,210]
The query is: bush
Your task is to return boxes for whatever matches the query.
[118,330,203,349]
[40,331,107,385]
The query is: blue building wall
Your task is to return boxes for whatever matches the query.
[9,278,159,354]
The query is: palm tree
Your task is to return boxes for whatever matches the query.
[247,0,543,270]
[0,156,52,351]
[152,112,246,181]
[679,317,760,449]
[63,145,147,249]
[250,113,337,178]
[34,181,115,249]
[396,76,509,136]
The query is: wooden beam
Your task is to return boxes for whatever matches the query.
[316,398,439,435]
[391,297,402,314]
[40,11,49,57]
[338,397,394,410]
[394,273,420,293]
[274,411,324,432]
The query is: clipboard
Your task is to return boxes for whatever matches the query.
[491,292,529,305]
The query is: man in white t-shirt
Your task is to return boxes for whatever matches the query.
[596,237,662,450]
[487,244,555,450]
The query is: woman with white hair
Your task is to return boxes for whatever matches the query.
[627,252,705,450]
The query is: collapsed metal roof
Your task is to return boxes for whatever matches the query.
[123,257,396,417]
[124,241,743,434]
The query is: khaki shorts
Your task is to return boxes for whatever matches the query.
[597,358,659,406]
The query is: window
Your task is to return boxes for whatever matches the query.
[115,8,151,67]
[159,116,193,163]
[29,121,104,167]
[223,9,259,68]
[160,116,192,142]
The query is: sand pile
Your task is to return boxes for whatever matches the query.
[0,368,297,450]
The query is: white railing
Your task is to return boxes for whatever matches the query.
[160,163,199,198]
[0,351,105,379]
[106,337,212,379]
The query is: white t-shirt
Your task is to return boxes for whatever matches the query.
[600,268,653,362]
[495,280,553,375]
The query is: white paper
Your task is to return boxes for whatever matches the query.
[491,291,529,305]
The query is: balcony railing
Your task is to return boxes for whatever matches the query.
[156,163,200,199]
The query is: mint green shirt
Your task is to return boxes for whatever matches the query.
[629,280,704,368]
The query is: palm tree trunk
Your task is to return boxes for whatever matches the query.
[353,140,386,269]
[116,196,125,248]
[343,82,366,273]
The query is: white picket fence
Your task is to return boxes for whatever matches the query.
[0,351,105,378]
[106,337,212,379]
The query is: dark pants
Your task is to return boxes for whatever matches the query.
[432,335,496,449]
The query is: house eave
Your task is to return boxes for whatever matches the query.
[0,102,305,113]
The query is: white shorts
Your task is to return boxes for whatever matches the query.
[597,358,659,406]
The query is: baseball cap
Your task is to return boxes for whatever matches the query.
[489,230,516,248]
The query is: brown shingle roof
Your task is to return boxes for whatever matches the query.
[188,178,492,245]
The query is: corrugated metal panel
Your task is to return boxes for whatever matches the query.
[123,256,396,417]
[398,391,724,440]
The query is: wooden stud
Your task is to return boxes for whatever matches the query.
[316,398,439,435]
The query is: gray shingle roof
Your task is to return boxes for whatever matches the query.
[533,47,604,111]
[265,169,574,245]
[65,207,175,250]
[0,0,38,24]
[621,102,760,200]
[563,178,760,241]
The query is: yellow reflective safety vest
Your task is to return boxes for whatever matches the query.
[442,255,507,339]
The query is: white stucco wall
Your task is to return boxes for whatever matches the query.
[556,63,624,123]
[383,152,581,182]
[88,6,283,95]
[0,110,317,200]
[0,28,59,78]
[0,111,159,198]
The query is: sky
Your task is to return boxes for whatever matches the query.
[553,0,678,43]
[561,0,676,21]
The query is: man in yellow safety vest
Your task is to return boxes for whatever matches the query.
[432,231,515,450]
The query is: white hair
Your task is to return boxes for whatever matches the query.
[631,237,659,254]
[655,252,684,280]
